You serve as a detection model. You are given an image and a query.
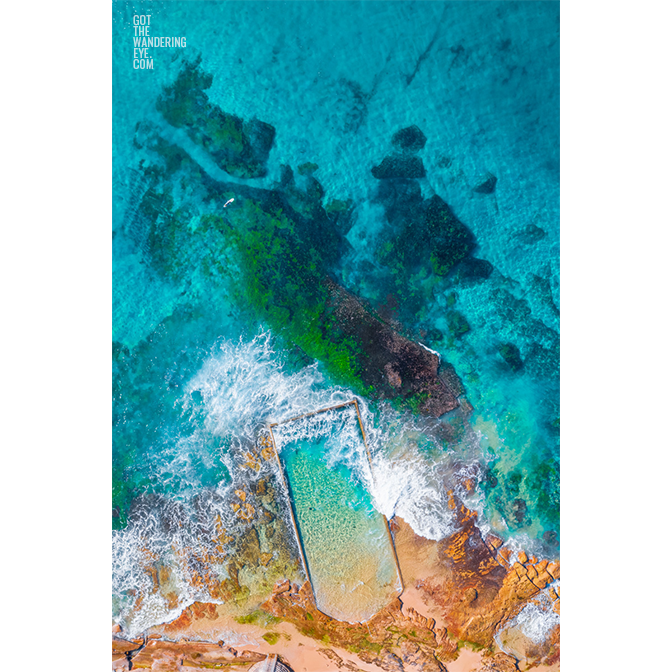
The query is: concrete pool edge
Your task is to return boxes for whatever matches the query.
[267,399,405,623]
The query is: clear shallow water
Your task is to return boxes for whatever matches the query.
[272,404,402,623]
[112,0,559,634]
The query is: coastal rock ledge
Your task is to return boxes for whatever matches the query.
[114,490,558,671]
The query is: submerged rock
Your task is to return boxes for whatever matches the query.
[391,124,427,153]
[497,342,524,372]
[370,183,480,327]
[376,189,476,281]
[529,272,560,318]
[371,154,426,179]
[524,340,560,379]
[155,59,276,178]
[275,164,327,220]
[375,178,424,226]
[514,223,547,244]
[446,310,470,338]
[455,257,494,280]
[472,172,497,194]
[512,498,529,525]
[297,161,319,175]
[243,117,276,167]
[424,196,477,275]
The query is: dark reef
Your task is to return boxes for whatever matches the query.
[371,154,427,179]
[391,124,427,153]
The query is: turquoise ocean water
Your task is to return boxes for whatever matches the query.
[113,0,559,636]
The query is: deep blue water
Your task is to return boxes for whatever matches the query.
[112,0,559,634]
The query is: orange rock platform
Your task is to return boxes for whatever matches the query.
[113,490,558,671]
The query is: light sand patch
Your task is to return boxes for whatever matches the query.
[392,515,454,631]
[148,611,385,672]
[445,647,484,671]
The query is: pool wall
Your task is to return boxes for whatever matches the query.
[268,400,404,622]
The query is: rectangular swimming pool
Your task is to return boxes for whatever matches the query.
[270,401,402,623]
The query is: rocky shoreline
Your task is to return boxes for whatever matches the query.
[113,489,558,671]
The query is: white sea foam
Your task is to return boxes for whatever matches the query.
[495,585,560,657]
[112,487,240,635]
[184,332,352,445]
[273,395,483,541]
[418,341,442,361]
[272,405,371,486]
[369,449,457,540]
[113,332,489,633]
[364,408,478,540]
[515,600,559,644]
[499,531,548,563]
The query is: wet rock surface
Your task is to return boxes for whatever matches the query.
[324,278,464,417]
[113,493,559,671]
[455,257,494,281]
[514,224,546,245]
[478,652,520,671]
[253,494,558,671]
[113,635,267,670]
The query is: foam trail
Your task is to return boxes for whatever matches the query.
[418,341,441,361]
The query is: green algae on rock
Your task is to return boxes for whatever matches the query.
[375,187,477,295]
[128,100,468,413]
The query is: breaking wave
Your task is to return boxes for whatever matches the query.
[113,332,486,634]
